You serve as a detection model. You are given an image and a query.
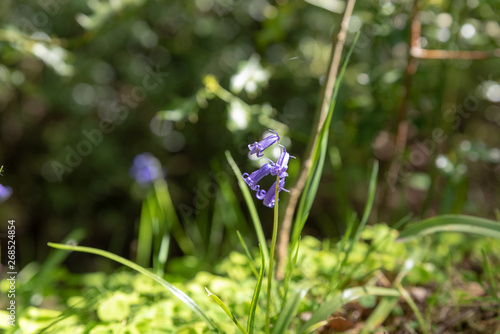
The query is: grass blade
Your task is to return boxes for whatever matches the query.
[355,160,379,239]
[225,150,270,267]
[274,282,315,334]
[282,237,301,306]
[248,245,265,334]
[299,286,400,333]
[329,161,379,290]
[362,250,425,334]
[47,242,222,334]
[303,321,328,334]
[397,214,500,242]
[205,288,248,334]
[360,297,399,334]
[136,193,154,267]
[154,179,194,254]
[237,230,259,279]
[23,229,86,295]
[482,248,499,299]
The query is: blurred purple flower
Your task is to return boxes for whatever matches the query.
[0,184,12,203]
[130,153,165,185]
[248,130,280,158]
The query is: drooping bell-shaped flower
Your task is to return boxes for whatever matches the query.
[262,178,288,208]
[242,163,273,191]
[248,130,280,158]
[241,129,294,208]
[271,145,294,178]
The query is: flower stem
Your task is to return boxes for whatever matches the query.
[265,175,280,334]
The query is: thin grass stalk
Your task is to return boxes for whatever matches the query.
[154,180,194,254]
[226,150,270,266]
[237,230,259,279]
[205,288,248,334]
[265,174,281,334]
[47,242,223,333]
[277,0,359,280]
[395,281,428,334]
[248,245,265,334]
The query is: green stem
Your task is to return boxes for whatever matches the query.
[265,175,280,334]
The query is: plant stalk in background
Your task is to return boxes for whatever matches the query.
[277,0,359,280]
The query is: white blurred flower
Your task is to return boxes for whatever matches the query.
[227,100,249,131]
[32,43,74,76]
[230,54,271,97]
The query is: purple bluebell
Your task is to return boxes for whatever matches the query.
[242,129,293,208]
[271,146,294,178]
[130,153,165,185]
[248,130,280,158]
[262,178,288,208]
[242,163,273,191]
[0,184,12,204]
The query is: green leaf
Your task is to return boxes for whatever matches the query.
[47,242,222,334]
[225,150,270,266]
[397,214,500,242]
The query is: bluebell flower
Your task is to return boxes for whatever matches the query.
[0,184,12,203]
[262,178,288,208]
[242,163,273,191]
[271,146,294,178]
[130,153,165,185]
[248,130,280,158]
[241,129,293,208]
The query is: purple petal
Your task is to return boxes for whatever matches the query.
[256,188,267,200]
[262,178,287,208]
[248,130,280,157]
[242,163,273,191]
[271,146,294,178]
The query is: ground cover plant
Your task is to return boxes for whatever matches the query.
[1,0,500,333]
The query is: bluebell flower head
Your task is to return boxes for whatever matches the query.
[248,130,280,158]
[242,163,273,191]
[130,153,165,185]
[271,145,295,178]
[0,184,13,204]
[242,129,293,208]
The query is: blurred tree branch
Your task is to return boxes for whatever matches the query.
[382,0,500,219]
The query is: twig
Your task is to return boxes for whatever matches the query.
[276,0,358,280]
[412,47,500,59]
[382,0,500,217]
[385,0,420,194]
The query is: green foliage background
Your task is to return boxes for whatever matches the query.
[0,0,499,270]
